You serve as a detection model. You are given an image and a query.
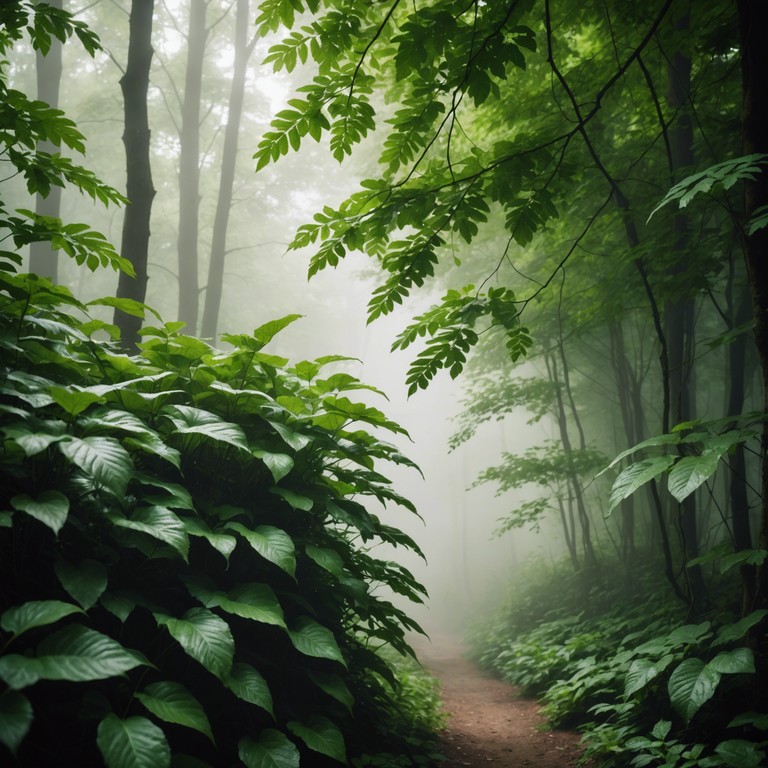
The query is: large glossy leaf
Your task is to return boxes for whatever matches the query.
[0,690,32,755]
[270,486,313,511]
[708,648,755,675]
[55,558,108,610]
[154,608,234,680]
[58,436,133,495]
[287,715,347,764]
[714,739,765,768]
[624,654,674,698]
[239,730,299,768]
[608,456,675,512]
[715,610,768,646]
[268,420,312,451]
[227,523,296,577]
[668,657,721,723]
[10,490,69,534]
[667,451,721,503]
[226,663,274,715]
[112,506,189,560]
[2,418,66,456]
[0,625,146,689]
[131,474,194,510]
[135,681,213,741]
[189,581,285,628]
[97,714,170,768]
[305,545,344,578]
[287,617,346,666]
[164,405,250,452]
[1,600,84,638]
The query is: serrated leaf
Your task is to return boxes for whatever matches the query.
[708,648,755,675]
[228,523,296,577]
[0,690,32,755]
[287,715,347,763]
[608,456,675,511]
[58,436,132,495]
[668,657,721,723]
[287,617,346,666]
[239,730,299,768]
[0,625,146,689]
[155,608,234,680]
[226,663,273,715]
[668,452,721,502]
[1,600,84,638]
[55,558,108,610]
[135,681,213,742]
[97,714,170,768]
[112,506,189,560]
[10,490,69,534]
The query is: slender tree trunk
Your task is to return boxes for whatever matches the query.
[737,0,768,614]
[29,0,63,281]
[200,0,255,341]
[177,0,208,333]
[115,0,156,350]
[666,12,704,609]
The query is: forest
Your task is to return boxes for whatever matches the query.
[1,0,767,767]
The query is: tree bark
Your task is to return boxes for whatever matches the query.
[29,0,63,281]
[177,0,208,334]
[115,0,156,350]
[201,0,255,341]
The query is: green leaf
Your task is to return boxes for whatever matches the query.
[624,654,675,697]
[308,671,354,712]
[254,450,294,483]
[287,715,347,763]
[268,421,312,451]
[668,452,721,502]
[97,714,170,768]
[270,486,313,511]
[135,681,213,742]
[155,608,234,680]
[305,545,345,578]
[201,582,286,628]
[668,657,721,723]
[238,729,299,768]
[10,490,69,534]
[287,617,346,666]
[88,296,163,321]
[165,405,250,453]
[1,600,84,638]
[226,663,274,715]
[716,610,768,646]
[228,523,296,577]
[719,549,768,574]
[58,436,132,495]
[0,625,146,689]
[50,385,104,416]
[708,648,755,675]
[112,506,189,560]
[55,558,108,610]
[608,456,676,512]
[181,519,237,564]
[728,712,768,730]
[714,739,765,768]
[0,690,32,755]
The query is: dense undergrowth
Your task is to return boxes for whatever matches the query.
[0,4,446,766]
[468,555,768,768]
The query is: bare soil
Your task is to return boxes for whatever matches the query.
[414,635,589,768]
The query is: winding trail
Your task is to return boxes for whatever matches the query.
[414,635,588,768]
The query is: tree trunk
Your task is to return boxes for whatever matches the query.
[200,0,255,341]
[29,0,63,281]
[177,0,208,334]
[737,0,768,614]
[115,0,156,350]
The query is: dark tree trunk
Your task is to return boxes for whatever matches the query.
[29,0,63,281]
[737,0,768,614]
[177,0,208,334]
[115,0,156,351]
[201,0,256,341]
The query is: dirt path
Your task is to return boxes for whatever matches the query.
[414,635,588,768]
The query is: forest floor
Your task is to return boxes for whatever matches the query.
[413,634,591,768]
